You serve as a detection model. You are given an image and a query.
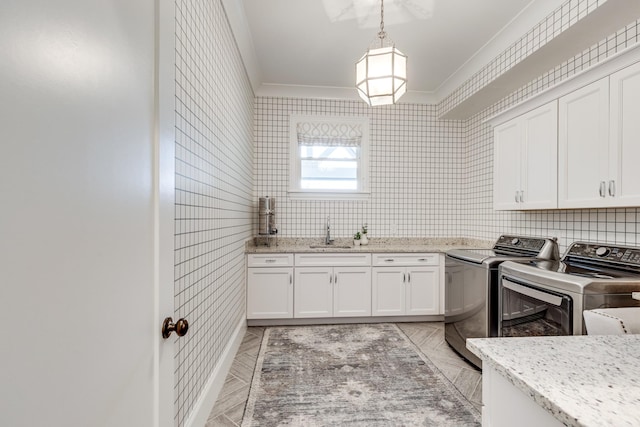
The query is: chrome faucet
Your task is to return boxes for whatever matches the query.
[325,215,333,245]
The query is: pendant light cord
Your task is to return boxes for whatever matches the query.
[378,0,386,46]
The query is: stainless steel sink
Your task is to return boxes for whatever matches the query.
[309,245,352,249]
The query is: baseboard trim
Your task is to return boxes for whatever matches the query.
[247,315,444,327]
[184,317,247,427]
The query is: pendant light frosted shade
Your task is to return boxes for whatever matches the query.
[356,46,407,106]
[355,0,407,106]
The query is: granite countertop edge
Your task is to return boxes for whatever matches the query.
[467,335,640,427]
[466,339,576,427]
[246,237,493,253]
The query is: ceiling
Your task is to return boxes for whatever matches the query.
[241,0,537,96]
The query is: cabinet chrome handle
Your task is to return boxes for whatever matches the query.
[599,181,606,197]
[334,274,337,284]
[609,180,616,197]
[384,258,394,262]
[403,273,406,283]
[289,274,292,284]
[329,274,333,284]
[515,191,519,202]
[519,190,524,203]
[407,272,411,282]
[265,259,276,263]
[418,258,426,262]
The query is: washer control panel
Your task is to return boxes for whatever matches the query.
[568,243,640,266]
[495,235,545,251]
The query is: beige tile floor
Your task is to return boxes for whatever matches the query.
[205,322,482,426]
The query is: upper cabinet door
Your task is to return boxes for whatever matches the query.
[609,61,640,207]
[521,101,558,209]
[493,101,557,211]
[493,120,522,210]
[558,78,610,208]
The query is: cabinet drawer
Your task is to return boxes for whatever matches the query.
[295,253,371,267]
[247,253,294,267]
[372,253,440,266]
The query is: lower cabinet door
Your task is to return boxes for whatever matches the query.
[372,267,405,316]
[294,267,333,318]
[406,267,440,315]
[333,267,372,317]
[247,267,293,319]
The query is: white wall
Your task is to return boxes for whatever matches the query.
[255,99,466,240]
[173,0,254,425]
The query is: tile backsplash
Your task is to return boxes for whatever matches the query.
[255,94,640,253]
[255,99,466,240]
[174,0,254,425]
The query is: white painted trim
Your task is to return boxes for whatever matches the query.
[221,0,260,94]
[486,43,640,126]
[183,318,247,427]
[155,0,176,426]
[257,83,437,105]
[247,315,444,327]
[288,191,371,201]
[289,115,371,198]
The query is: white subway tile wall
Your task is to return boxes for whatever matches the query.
[174,1,254,426]
[439,0,625,117]
[255,99,466,240]
[255,16,640,254]
[461,15,640,253]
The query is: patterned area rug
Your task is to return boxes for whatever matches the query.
[241,323,481,426]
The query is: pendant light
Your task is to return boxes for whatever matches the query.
[355,0,407,106]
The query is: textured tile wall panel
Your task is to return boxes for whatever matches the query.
[174,0,254,425]
[439,0,639,118]
[254,99,466,240]
[461,11,640,253]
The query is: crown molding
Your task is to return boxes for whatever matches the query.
[256,83,438,105]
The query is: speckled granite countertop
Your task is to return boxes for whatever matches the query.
[467,335,640,427]
[246,237,493,253]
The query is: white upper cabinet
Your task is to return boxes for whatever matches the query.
[559,62,640,208]
[490,46,640,211]
[494,120,522,210]
[608,61,640,207]
[494,101,558,210]
[558,78,610,208]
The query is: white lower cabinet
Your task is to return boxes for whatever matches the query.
[247,266,294,319]
[247,252,441,321]
[294,267,333,318]
[372,253,441,316]
[294,253,372,318]
[334,267,372,317]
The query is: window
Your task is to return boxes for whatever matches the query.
[289,115,369,200]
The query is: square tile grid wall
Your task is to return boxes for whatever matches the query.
[254,13,640,253]
[460,14,640,253]
[174,0,254,426]
[254,99,466,240]
[440,0,611,117]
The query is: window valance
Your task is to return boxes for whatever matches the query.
[296,122,362,147]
